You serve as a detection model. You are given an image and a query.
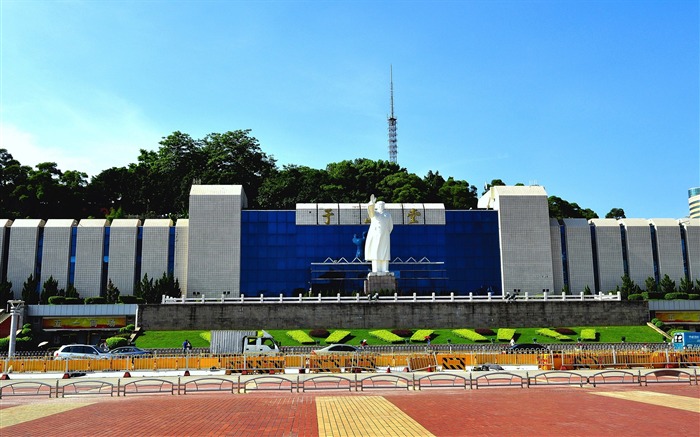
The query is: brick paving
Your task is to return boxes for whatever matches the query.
[0,384,698,436]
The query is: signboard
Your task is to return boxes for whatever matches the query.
[42,316,127,330]
[655,311,700,324]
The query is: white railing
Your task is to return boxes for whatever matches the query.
[162,291,621,304]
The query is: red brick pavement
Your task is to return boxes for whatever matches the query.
[1,384,698,436]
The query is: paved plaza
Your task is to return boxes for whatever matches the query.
[1,380,698,436]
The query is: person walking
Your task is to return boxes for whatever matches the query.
[182,339,192,354]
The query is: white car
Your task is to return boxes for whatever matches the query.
[53,344,112,360]
[312,344,361,354]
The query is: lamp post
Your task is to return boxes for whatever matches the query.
[7,300,25,358]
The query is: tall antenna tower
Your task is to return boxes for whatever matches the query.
[388,66,398,164]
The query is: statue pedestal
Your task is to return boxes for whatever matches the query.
[364,273,397,294]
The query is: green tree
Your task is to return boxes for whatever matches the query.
[21,274,40,304]
[438,177,478,209]
[105,279,120,304]
[40,276,60,304]
[659,274,676,295]
[135,274,159,304]
[644,276,657,292]
[605,208,626,219]
[679,276,694,293]
[618,274,640,300]
[65,283,80,299]
[154,273,181,299]
[257,165,328,208]
[482,178,506,195]
[0,281,13,309]
[548,196,598,220]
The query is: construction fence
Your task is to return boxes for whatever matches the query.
[2,349,699,375]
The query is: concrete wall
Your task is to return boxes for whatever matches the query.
[138,301,649,331]
[141,219,172,282]
[563,218,595,294]
[41,219,76,290]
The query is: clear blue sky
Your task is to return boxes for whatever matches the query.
[1,0,698,219]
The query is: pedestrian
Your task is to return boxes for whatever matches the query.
[99,340,108,352]
[510,338,515,347]
[361,339,367,348]
[182,339,192,354]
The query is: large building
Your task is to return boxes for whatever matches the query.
[1,185,699,300]
[690,187,700,219]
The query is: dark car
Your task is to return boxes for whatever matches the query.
[503,343,551,353]
[109,346,152,357]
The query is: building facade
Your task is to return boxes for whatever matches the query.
[1,185,699,300]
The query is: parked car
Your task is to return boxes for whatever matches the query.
[502,343,551,354]
[311,344,361,355]
[109,346,152,357]
[53,344,112,360]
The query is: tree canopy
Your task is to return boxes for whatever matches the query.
[0,130,601,219]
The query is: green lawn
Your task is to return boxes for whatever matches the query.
[134,325,664,349]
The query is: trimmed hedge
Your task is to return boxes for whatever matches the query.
[665,292,689,300]
[65,297,83,305]
[497,328,516,341]
[628,294,644,301]
[452,329,488,342]
[368,330,404,343]
[641,291,664,300]
[286,330,316,344]
[411,329,434,342]
[106,336,128,349]
[48,296,66,305]
[85,297,107,304]
[325,330,351,344]
[580,328,597,341]
[537,328,571,341]
[689,294,700,300]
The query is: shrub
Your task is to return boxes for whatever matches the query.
[452,329,488,342]
[580,329,597,341]
[106,336,128,349]
[325,330,350,344]
[309,329,330,338]
[391,329,413,337]
[48,296,66,305]
[641,291,664,300]
[497,328,516,341]
[286,330,315,344]
[665,292,689,300]
[119,295,140,304]
[475,328,495,336]
[85,297,107,304]
[65,297,84,305]
[119,324,135,334]
[368,330,404,343]
[537,328,571,340]
[411,330,434,342]
[0,337,8,351]
[555,328,576,335]
[688,294,700,300]
[628,294,644,301]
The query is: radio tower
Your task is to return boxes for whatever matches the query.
[388,66,398,164]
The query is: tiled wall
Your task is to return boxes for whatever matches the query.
[563,218,596,294]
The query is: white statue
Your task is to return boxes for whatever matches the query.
[365,194,393,274]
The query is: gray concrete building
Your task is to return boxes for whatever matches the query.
[41,219,77,291]
[106,219,141,296]
[73,219,107,298]
[6,219,44,296]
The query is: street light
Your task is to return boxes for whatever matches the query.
[6,300,25,358]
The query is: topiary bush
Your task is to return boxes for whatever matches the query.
[85,297,108,304]
[688,294,700,300]
[665,292,689,300]
[580,328,597,341]
[106,336,128,349]
[452,329,488,342]
[0,337,9,351]
[325,330,350,343]
[628,294,644,300]
[48,296,66,305]
[309,329,330,338]
[411,330,434,342]
[497,328,516,341]
[368,330,404,343]
[286,330,316,344]
[119,324,135,334]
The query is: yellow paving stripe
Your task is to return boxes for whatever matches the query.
[0,401,93,428]
[316,396,435,437]
[590,391,700,413]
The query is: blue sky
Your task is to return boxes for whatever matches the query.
[1,0,698,219]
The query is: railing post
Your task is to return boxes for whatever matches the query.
[259,294,264,302]
[394,293,398,302]
[279,294,283,303]
[431,292,435,302]
[221,295,224,303]
[617,291,621,300]
[543,292,548,301]
[487,292,492,301]
[355,293,360,303]
[317,293,322,302]
[450,292,454,302]
[412,293,417,302]
[469,292,473,301]
[561,292,566,301]
[240,295,244,303]
[524,292,529,300]
[201,295,205,303]
[580,291,584,301]
[299,293,303,303]
[161,295,166,304]
[336,293,341,302]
